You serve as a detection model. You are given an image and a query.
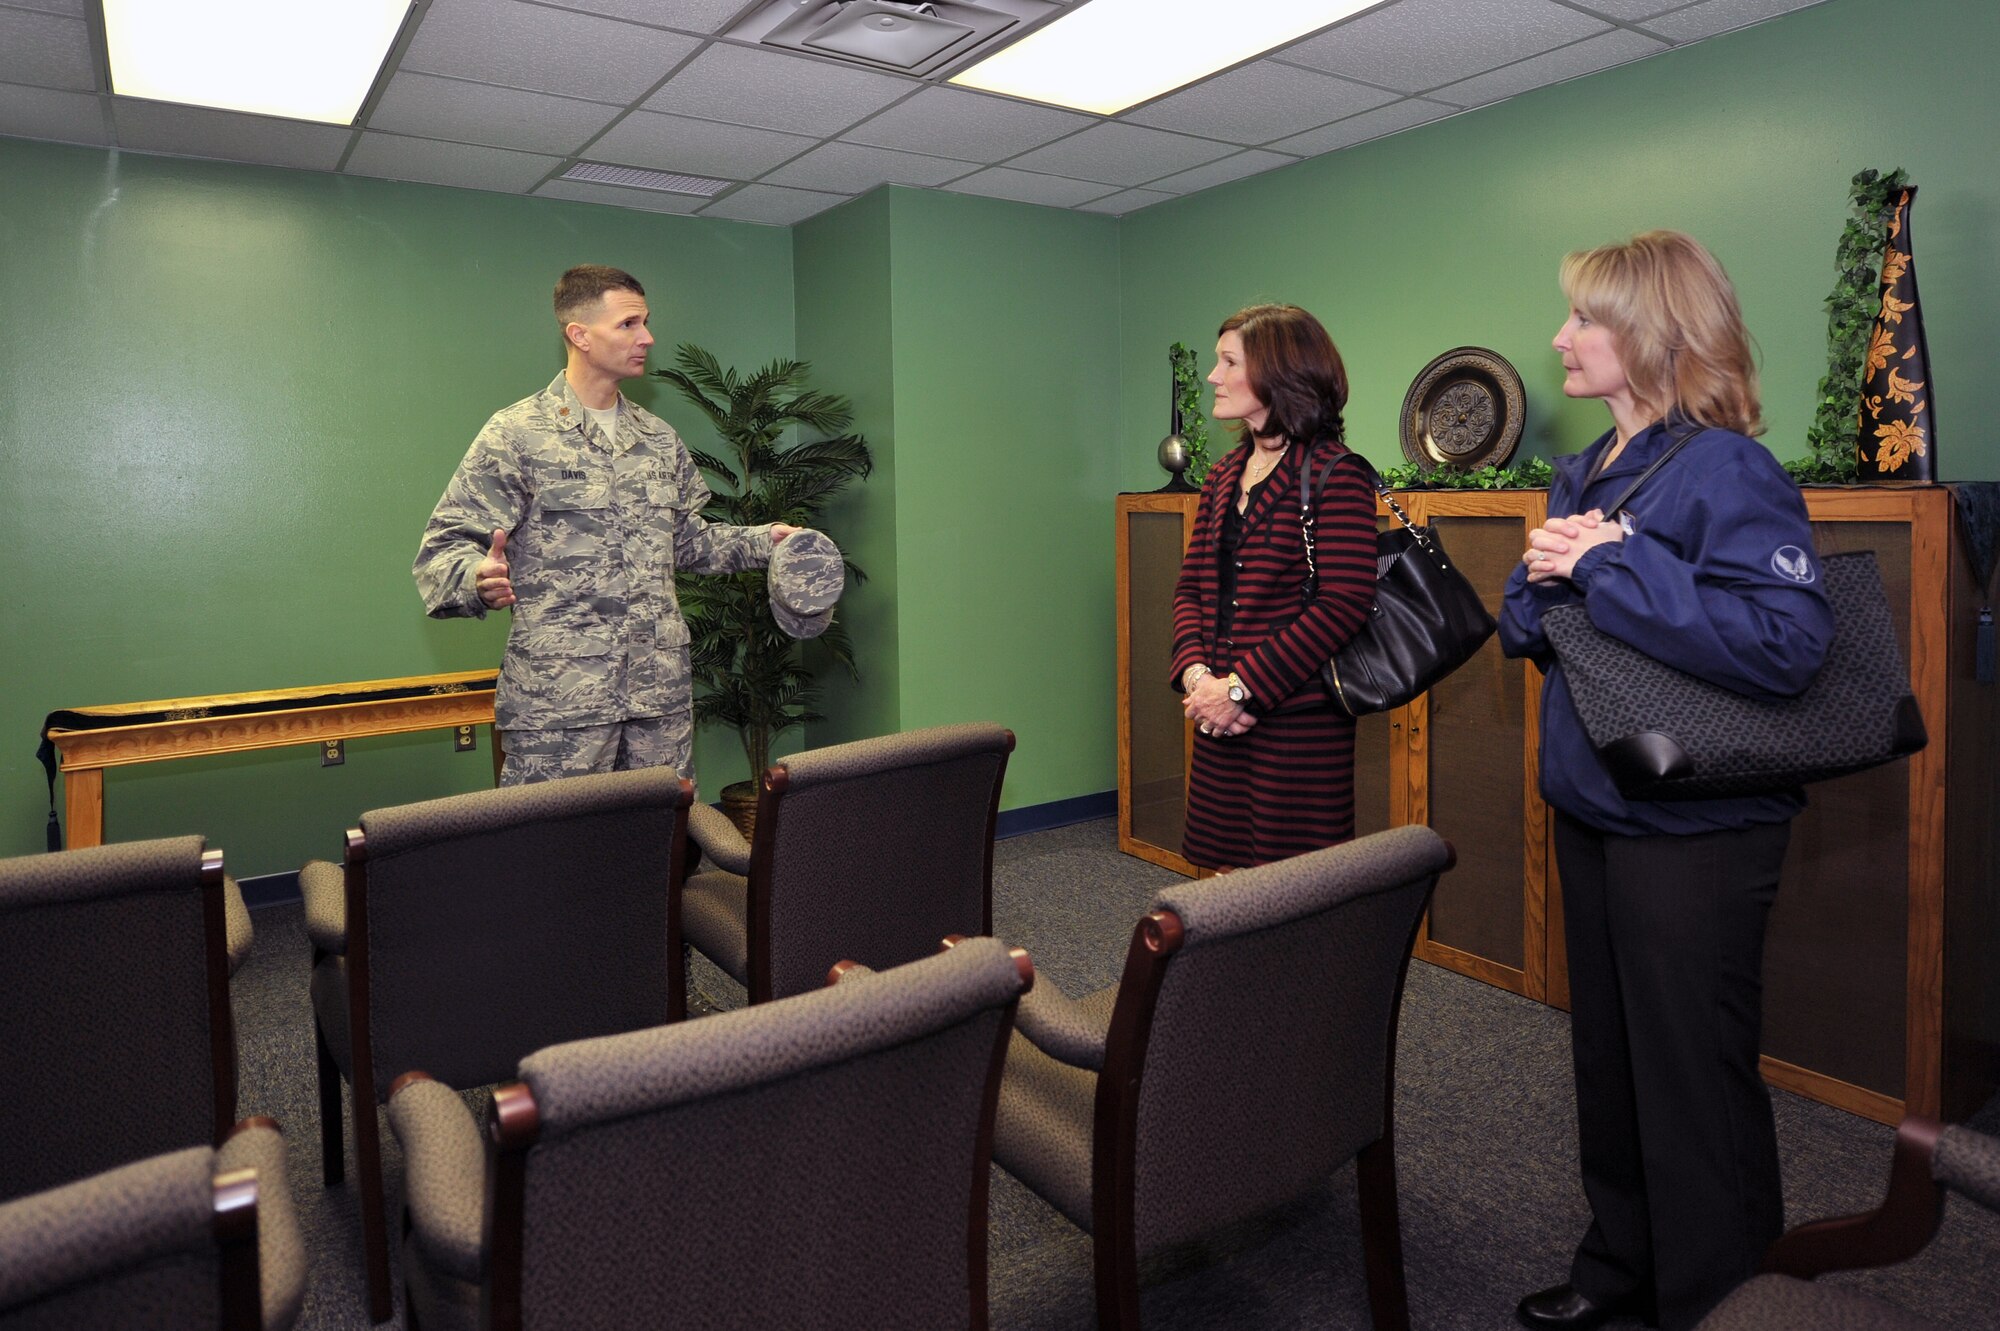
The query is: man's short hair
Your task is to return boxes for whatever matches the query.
[554,265,645,327]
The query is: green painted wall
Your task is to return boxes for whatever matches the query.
[884,188,1122,809]
[1117,0,2000,490]
[0,138,795,872]
[793,189,901,753]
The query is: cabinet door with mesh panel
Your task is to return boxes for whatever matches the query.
[1117,494,1200,875]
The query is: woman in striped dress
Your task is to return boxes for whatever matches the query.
[1170,304,1379,870]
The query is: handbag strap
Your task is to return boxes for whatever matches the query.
[1301,446,1425,598]
[1595,426,1700,517]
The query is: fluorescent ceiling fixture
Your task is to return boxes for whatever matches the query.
[103,0,411,125]
[951,0,1377,115]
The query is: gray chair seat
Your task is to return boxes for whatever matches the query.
[303,767,694,1323]
[679,867,751,983]
[990,825,1456,1331]
[388,937,1032,1331]
[0,1119,305,1331]
[675,722,1014,1007]
[1695,1117,2000,1331]
[0,836,243,1202]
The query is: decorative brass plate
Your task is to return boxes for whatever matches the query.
[1400,346,1526,472]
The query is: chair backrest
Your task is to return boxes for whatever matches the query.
[0,836,233,1201]
[354,768,689,1096]
[1111,825,1452,1255]
[0,1129,271,1331]
[488,936,1031,1331]
[753,722,1013,1000]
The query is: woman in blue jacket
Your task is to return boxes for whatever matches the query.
[1502,232,1834,1331]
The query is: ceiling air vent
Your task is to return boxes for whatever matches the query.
[727,0,1061,79]
[560,162,733,197]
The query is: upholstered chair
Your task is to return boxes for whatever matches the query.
[992,824,1455,1331]
[300,767,691,1322]
[1696,1116,2000,1329]
[386,935,1032,1331]
[676,721,1013,1008]
[0,836,252,1202]
[0,1118,306,1331]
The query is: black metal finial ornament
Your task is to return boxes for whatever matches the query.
[1155,349,1195,493]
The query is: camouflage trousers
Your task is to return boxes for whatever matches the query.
[497,716,692,787]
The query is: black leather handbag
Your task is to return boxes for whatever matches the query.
[1539,439,1927,799]
[1301,451,1497,717]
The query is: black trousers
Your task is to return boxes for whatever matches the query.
[1553,810,1791,1331]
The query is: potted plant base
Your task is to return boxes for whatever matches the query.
[719,779,759,841]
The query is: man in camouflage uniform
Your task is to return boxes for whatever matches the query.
[414,264,792,786]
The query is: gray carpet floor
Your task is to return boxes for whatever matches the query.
[230,818,2000,1329]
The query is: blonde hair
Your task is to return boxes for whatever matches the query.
[1560,230,1762,436]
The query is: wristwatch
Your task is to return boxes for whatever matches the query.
[1225,673,1249,704]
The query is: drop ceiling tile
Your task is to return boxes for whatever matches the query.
[1078,188,1174,216]
[762,140,968,192]
[0,83,105,145]
[589,109,814,178]
[1564,0,1684,17]
[1143,149,1299,196]
[643,42,912,136]
[367,72,622,156]
[402,0,699,102]
[111,100,353,170]
[843,86,1093,162]
[1640,0,1828,42]
[1006,122,1233,188]
[1266,98,1456,157]
[534,0,751,33]
[1122,59,1397,144]
[1429,28,1669,107]
[344,132,559,193]
[942,168,1116,208]
[699,184,850,225]
[0,8,93,92]
[1279,0,1610,94]
[535,177,710,213]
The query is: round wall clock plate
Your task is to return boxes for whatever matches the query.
[1400,346,1526,472]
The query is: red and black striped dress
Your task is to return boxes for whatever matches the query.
[1169,438,1378,869]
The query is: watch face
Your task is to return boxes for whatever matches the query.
[1228,684,1245,701]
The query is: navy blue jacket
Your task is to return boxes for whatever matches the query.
[1499,421,1835,836]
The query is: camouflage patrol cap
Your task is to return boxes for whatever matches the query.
[768,528,844,639]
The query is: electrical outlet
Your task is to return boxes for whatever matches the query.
[454,725,477,753]
[321,739,345,767]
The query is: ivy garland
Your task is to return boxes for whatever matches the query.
[1168,341,1212,484]
[1377,457,1554,490]
[1788,167,1909,484]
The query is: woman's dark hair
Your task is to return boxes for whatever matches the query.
[1218,303,1348,446]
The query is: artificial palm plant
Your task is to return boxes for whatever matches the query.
[653,344,872,787]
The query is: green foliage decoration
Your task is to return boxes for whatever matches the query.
[1168,342,1212,484]
[1788,167,1909,484]
[1378,458,1555,490]
[652,345,873,779]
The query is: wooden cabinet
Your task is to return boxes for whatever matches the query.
[1116,484,1998,1124]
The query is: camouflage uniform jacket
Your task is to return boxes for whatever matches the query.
[414,372,773,731]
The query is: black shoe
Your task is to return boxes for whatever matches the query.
[1515,1284,1648,1331]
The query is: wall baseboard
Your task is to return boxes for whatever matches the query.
[995,790,1116,839]
[239,790,1120,909]
[239,870,302,910]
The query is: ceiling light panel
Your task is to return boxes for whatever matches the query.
[950,0,1380,115]
[104,0,411,125]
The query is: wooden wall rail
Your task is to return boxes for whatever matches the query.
[46,671,499,850]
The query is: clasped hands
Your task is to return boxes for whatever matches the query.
[1523,508,1623,584]
[1184,673,1258,738]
